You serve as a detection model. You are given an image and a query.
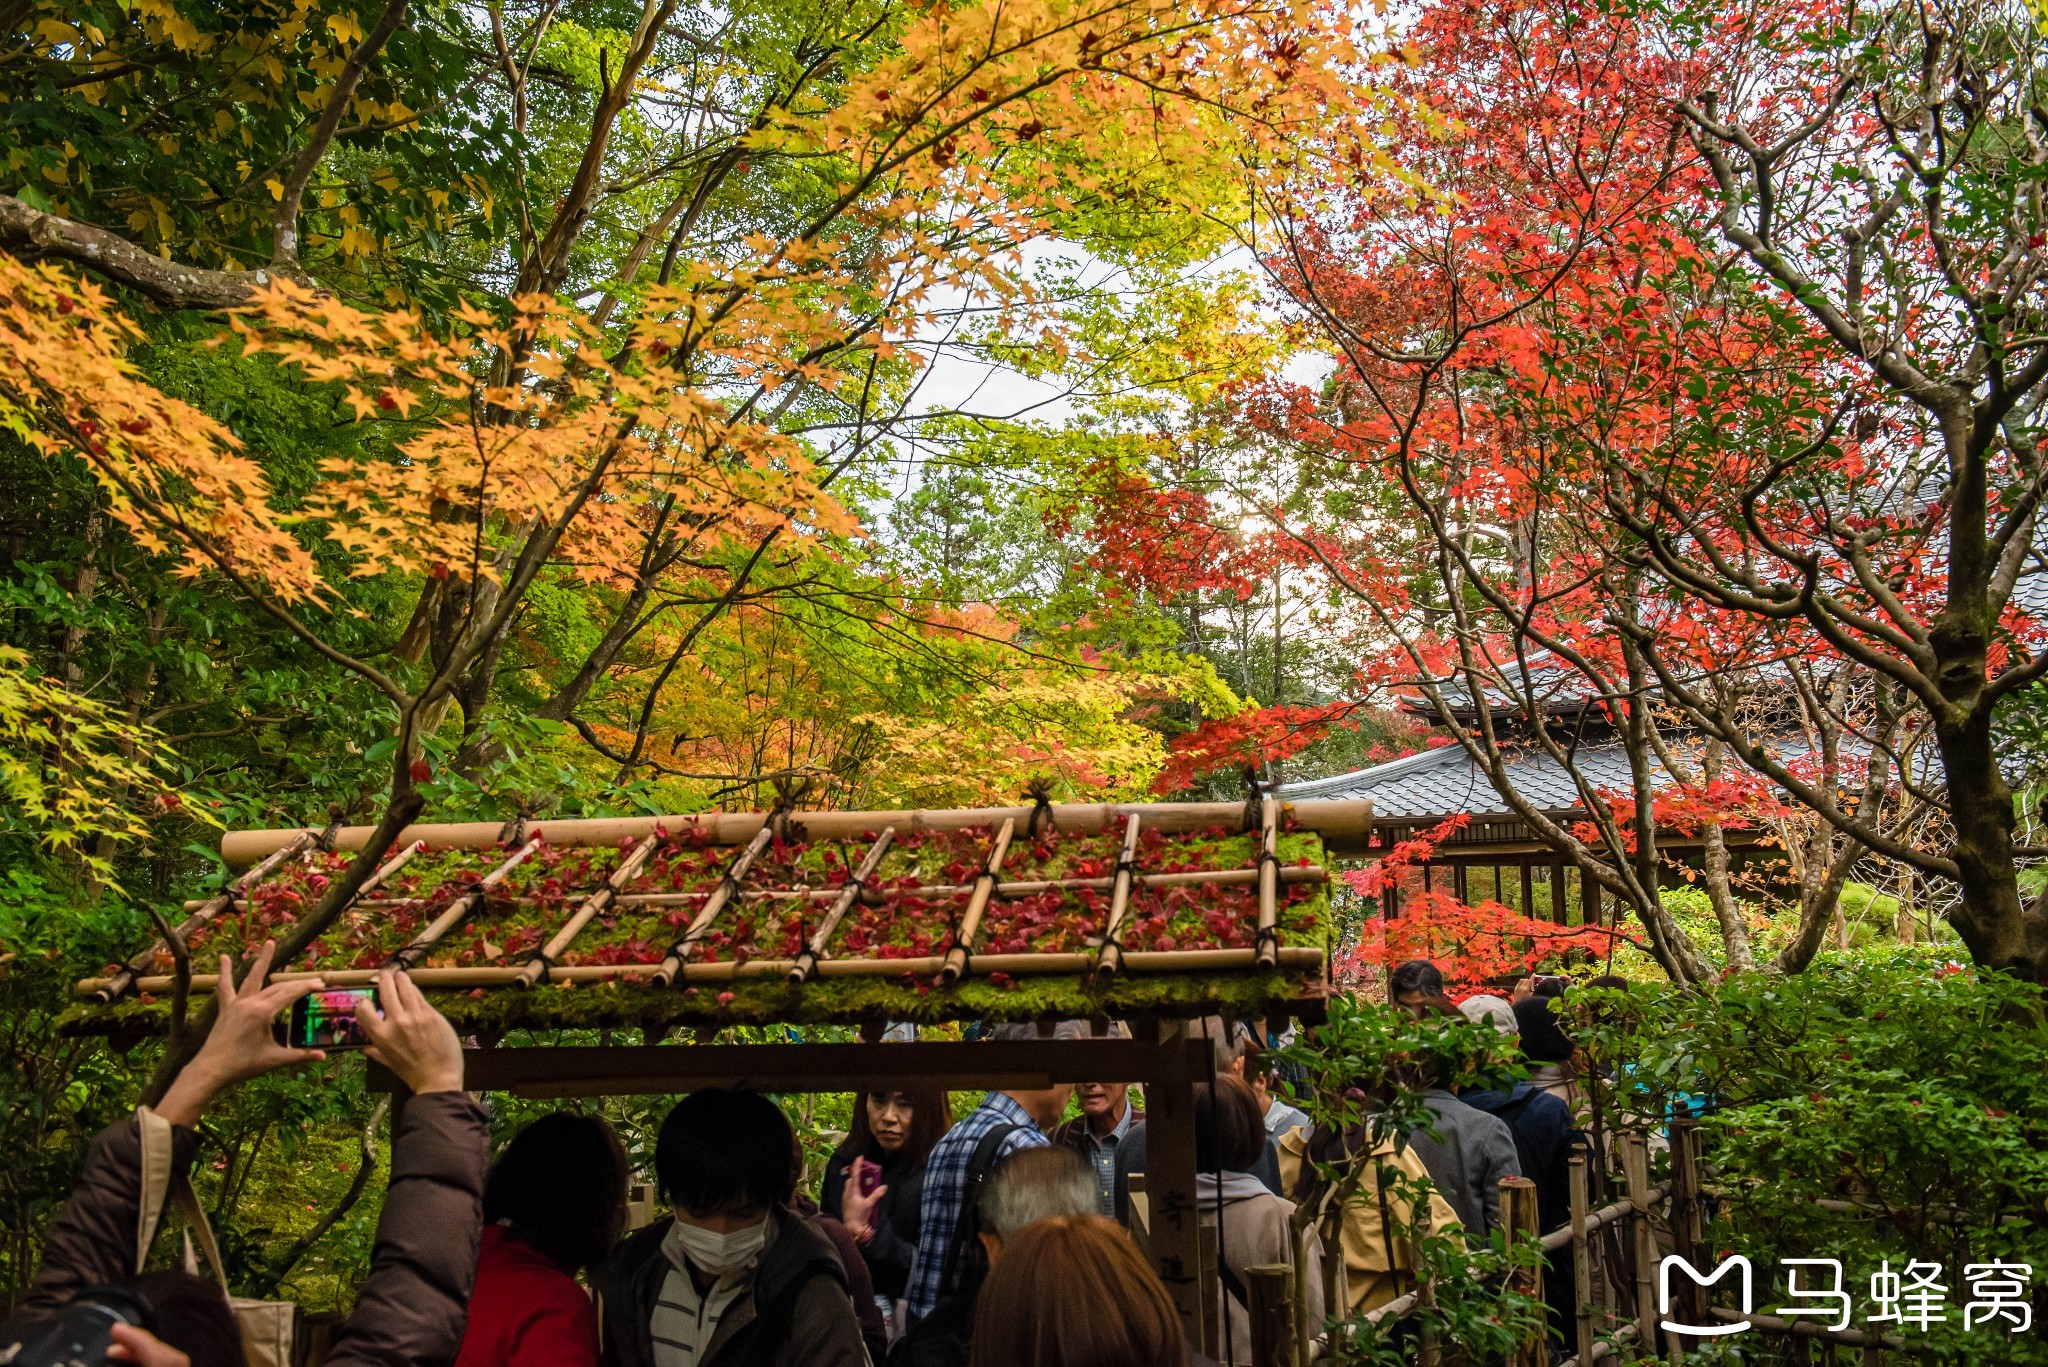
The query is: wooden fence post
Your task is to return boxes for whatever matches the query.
[1568,1145,1595,1365]
[1246,1264,1295,1367]
[1620,1132,1659,1358]
[1412,1197,1440,1367]
[1670,1118,1705,1350]
[1199,1222,1221,1356]
[1500,1175,1541,1367]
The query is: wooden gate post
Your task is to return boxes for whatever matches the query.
[1145,1022,1213,1352]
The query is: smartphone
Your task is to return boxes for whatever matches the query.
[289,986,378,1051]
[855,1157,882,1198]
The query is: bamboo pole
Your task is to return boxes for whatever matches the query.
[1569,1146,1595,1366]
[518,833,661,987]
[653,827,774,987]
[937,818,1015,985]
[1246,1264,1295,1367]
[354,838,428,898]
[1255,798,1281,969]
[1540,1183,1673,1251]
[1501,1175,1542,1367]
[228,862,1329,914]
[1412,1199,1440,1367]
[1669,1120,1704,1350]
[1620,1133,1658,1357]
[1092,814,1144,980]
[82,944,1329,996]
[388,838,543,969]
[99,830,319,1001]
[788,828,895,984]
[220,797,1374,864]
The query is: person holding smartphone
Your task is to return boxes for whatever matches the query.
[4,943,481,1367]
[818,1089,951,1327]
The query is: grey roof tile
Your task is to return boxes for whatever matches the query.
[1277,740,1650,819]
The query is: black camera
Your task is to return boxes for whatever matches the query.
[0,1287,153,1367]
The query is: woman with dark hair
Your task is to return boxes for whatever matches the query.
[968,1216,1184,1367]
[820,1090,951,1315]
[1514,995,1581,1111]
[457,1111,629,1367]
[1194,1076,1321,1366]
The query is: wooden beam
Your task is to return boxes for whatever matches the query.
[1092,813,1144,980]
[79,945,1329,998]
[1254,798,1281,968]
[787,827,895,985]
[654,827,773,986]
[938,818,1016,985]
[1519,863,1535,917]
[388,838,542,969]
[520,832,660,986]
[365,1036,1216,1100]
[224,797,1375,864]
[99,830,318,1001]
[1551,860,1569,925]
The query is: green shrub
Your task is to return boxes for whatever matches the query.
[1569,961,2048,1364]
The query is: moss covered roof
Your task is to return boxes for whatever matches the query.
[71,807,1334,1034]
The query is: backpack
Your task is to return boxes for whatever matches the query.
[736,1253,846,1367]
[936,1124,1021,1299]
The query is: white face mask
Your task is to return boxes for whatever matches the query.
[667,1215,769,1278]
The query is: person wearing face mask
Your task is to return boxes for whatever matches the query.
[591,1090,867,1367]
[820,1089,951,1324]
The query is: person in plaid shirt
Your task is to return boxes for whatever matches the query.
[903,1027,1082,1322]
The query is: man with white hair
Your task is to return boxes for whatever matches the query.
[1458,994,1519,1036]
[887,1147,1099,1367]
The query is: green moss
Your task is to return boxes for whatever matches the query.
[61,967,1325,1037]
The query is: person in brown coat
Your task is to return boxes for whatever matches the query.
[3,946,486,1367]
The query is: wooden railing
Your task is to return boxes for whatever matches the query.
[1238,1118,1931,1366]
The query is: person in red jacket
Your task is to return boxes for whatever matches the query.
[457,1111,630,1367]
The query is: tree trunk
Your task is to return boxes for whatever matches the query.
[1934,708,2047,981]
[1699,823,1755,974]
[1698,743,1755,973]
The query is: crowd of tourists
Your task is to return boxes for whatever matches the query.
[0,946,1608,1367]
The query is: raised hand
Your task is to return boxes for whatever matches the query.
[156,940,325,1126]
[356,966,465,1095]
[841,1158,887,1242]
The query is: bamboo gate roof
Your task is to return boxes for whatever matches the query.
[70,799,1372,1037]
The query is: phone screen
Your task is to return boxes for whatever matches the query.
[290,986,377,1050]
